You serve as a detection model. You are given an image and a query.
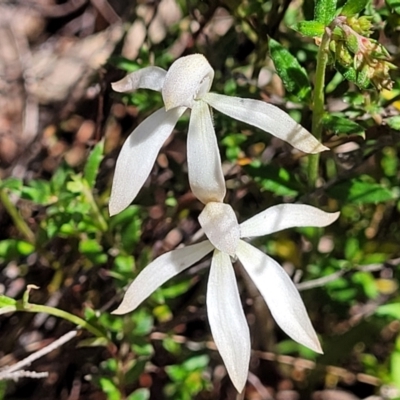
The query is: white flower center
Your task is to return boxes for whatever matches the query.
[198,202,240,257]
[162,54,214,110]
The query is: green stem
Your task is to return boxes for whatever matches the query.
[82,181,108,232]
[21,303,107,339]
[0,187,35,243]
[308,28,331,189]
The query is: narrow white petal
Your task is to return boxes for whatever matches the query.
[236,241,322,353]
[162,54,214,110]
[109,107,186,216]
[203,93,328,154]
[207,250,250,392]
[198,202,240,256]
[187,101,226,204]
[240,204,340,238]
[113,241,214,314]
[111,67,167,93]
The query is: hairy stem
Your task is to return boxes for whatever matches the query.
[308,28,331,189]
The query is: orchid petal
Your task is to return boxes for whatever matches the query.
[111,66,167,93]
[187,101,226,204]
[240,204,340,238]
[163,54,214,110]
[207,250,250,392]
[203,93,328,154]
[113,240,214,314]
[109,107,186,216]
[198,202,240,256]
[236,241,322,353]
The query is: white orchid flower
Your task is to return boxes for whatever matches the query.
[112,202,339,392]
[109,54,328,216]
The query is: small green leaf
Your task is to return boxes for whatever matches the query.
[386,0,400,14]
[315,0,338,25]
[386,116,400,131]
[0,178,22,191]
[322,114,365,136]
[21,180,52,205]
[77,337,109,347]
[376,303,400,319]
[341,0,369,16]
[295,21,326,37]
[328,177,397,204]
[84,140,104,188]
[99,377,121,400]
[245,164,300,197]
[0,239,35,261]
[0,295,17,307]
[339,65,371,89]
[127,388,150,400]
[269,39,312,101]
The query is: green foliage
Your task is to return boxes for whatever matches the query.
[269,38,312,102]
[341,0,370,16]
[165,355,211,400]
[315,0,338,25]
[328,176,397,204]
[322,114,365,136]
[1,0,400,398]
[296,20,326,37]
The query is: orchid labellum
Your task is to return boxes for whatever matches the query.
[113,202,339,392]
[109,54,328,216]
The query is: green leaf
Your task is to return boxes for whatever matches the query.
[77,337,109,347]
[0,178,22,191]
[295,20,326,38]
[99,377,121,400]
[315,0,338,25]
[376,303,400,319]
[327,177,397,204]
[386,115,400,131]
[339,64,371,89]
[322,114,365,136]
[269,39,312,101]
[127,389,150,400]
[245,164,300,197]
[21,180,52,205]
[84,140,104,188]
[182,355,209,371]
[386,0,400,14]
[0,239,35,261]
[341,0,369,16]
[0,295,17,307]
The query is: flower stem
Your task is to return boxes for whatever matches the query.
[308,28,331,189]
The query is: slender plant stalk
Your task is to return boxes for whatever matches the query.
[82,181,108,232]
[0,188,35,243]
[308,29,331,189]
[0,288,108,341]
[20,303,106,339]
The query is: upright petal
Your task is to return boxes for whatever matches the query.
[113,240,214,314]
[187,100,226,204]
[163,54,214,110]
[240,204,340,238]
[109,107,186,216]
[236,241,322,353]
[111,67,167,93]
[203,93,328,154]
[207,250,251,392]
